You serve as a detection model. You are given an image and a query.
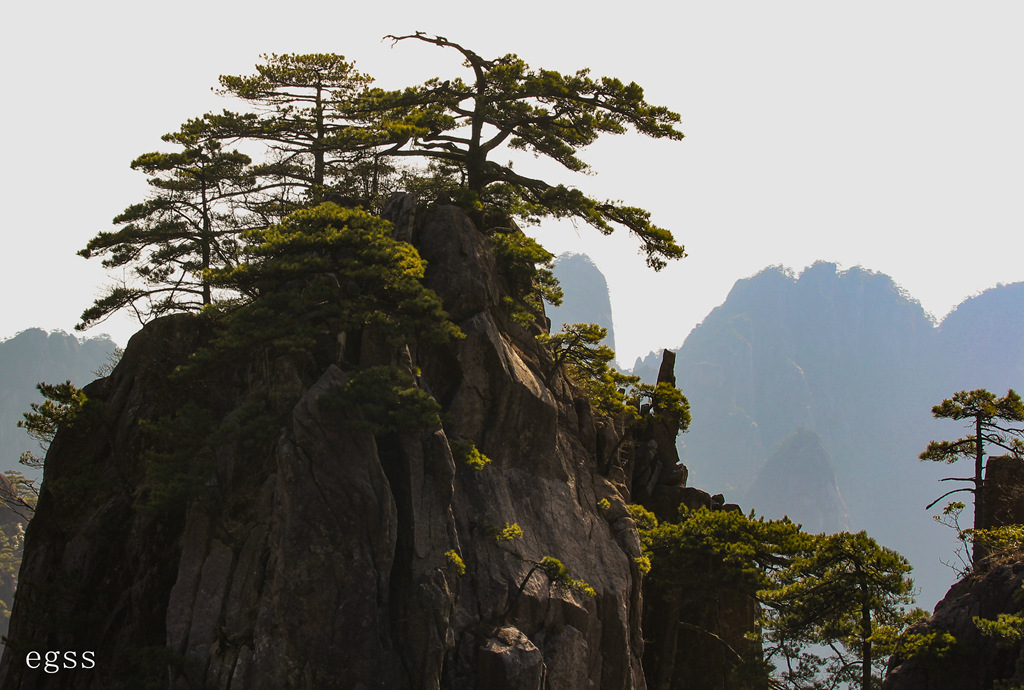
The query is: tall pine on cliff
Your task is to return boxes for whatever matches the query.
[77,38,687,333]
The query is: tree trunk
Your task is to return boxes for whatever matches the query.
[313,84,325,194]
[973,414,985,563]
[860,601,872,690]
[200,176,212,305]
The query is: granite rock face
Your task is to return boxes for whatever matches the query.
[882,459,1024,690]
[0,198,650,689]
[883,558,1024,690]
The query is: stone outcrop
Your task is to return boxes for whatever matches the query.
[883,458,1024,690]
[884,557,1024,690]
[0,197,654,689]
[982,455,1024,531]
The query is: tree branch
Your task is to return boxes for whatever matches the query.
[926,487,975,511]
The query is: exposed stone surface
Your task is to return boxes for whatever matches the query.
[0,198,650,689]
[982,455,1024,530]
[884,557,1024,690]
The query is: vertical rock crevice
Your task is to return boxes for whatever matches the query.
[0,196,651,689]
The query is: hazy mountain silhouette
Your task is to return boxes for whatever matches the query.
[746,428,851,534]
[934,281,1024,393]
[628,263,1023,608]
[0,329,117,474]
[549,253,615,350]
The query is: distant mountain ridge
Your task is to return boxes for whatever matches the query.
[549,253,616,350]
[0,329,117,473]
[627,261,1023,608]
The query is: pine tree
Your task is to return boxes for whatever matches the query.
[211,53,379,205]
[762,531,918,690]
[77,118,254,328]
[366,33,687,270]
[921,389,1024,563]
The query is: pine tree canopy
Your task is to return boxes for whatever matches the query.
[78,37,688,331]
[364,33,686,269]
[77,117,255,329]
[211,53,380,200]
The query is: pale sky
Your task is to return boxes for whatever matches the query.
[2,1,1022,366]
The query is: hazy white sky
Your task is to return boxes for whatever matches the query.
[2,1,1021,365]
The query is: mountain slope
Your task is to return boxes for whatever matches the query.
[629,265,1023,608]
[549,253,616,350]
[745,429,850,534]
[0,329,116,473]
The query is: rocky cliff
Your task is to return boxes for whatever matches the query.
[883,458,1024,690]
[0,197,735,689]
[883,557,1024,690]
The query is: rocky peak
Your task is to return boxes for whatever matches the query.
[0,196,657,689]
[745,429,851,534]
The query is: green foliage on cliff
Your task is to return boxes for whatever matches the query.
[974,580,1024,684]
[450,439,491,470]
[633,505,924,689]
[537,556,596,597]
[538,322,638,416]
[631,381,692,437]
[538,324,691,433]
[330,365,441,434]
[445,549,466,576]
[490,230,563,327]
[488,522,523,542]
[135,203,458,508]
[138,402,221,513]
[645,507,807,597]
[203,202,461,356]
[934,500,1024,577]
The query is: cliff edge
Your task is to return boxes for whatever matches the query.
[0,197,656,689]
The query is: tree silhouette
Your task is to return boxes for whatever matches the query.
[368,33,687,269]
[921,388,1024,563]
